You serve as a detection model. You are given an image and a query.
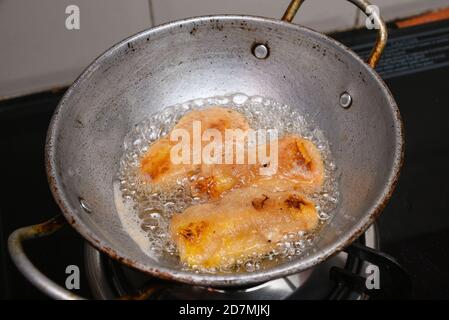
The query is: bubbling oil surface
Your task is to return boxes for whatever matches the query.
[115,93,340,273]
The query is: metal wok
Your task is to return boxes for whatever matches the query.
[8,0,403,299]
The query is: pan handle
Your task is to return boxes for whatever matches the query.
[282,0,387,68]
[7,215,85,300]
[8,215,159,300]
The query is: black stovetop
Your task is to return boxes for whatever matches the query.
[1,19,449,300]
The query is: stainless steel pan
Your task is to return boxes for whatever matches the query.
[8,0,403,299]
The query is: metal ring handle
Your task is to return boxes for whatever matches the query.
[282,0,388,68]
[7,215,85,300]
[8,216,158,300]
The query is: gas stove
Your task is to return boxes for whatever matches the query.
[84,225,385,300]
[1,18,449,300]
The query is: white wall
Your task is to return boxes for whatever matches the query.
[1,0,448,98]
[151,0,449,31]
[0,0,152,98]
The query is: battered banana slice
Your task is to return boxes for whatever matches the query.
[190,135,325,198]
[170,186,318,269]
[190,163,256,199]
[254,135,325,193]
[140,137,197,185]
[140,107,250,185]
[140,107,324,198]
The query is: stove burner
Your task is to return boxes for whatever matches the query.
[85,225,379,300]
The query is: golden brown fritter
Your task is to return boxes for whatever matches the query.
[139,107,250,185]
[170,186,318,269]
[190,135,325,198]
[253,135,325,193]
